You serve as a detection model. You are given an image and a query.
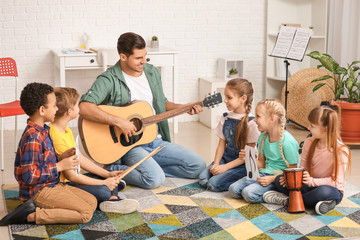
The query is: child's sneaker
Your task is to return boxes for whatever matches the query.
[99,198,139,214]
[315,200,336,215]
[118,180,126,192]
[263,190,289,206]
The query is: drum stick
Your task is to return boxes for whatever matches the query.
[117,146,166,180]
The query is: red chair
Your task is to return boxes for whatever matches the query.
[0,58,25,171]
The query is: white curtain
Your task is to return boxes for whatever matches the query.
[328,0,360,66]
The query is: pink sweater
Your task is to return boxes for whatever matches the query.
[300,137,350,193]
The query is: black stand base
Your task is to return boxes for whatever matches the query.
[287,118,308,131]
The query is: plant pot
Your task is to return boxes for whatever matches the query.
[336,101,360,144]
[151,40,159,48]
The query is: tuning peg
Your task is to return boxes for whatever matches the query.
[212,105,215,108]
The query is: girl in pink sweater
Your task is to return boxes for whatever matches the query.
[263,103,351,215]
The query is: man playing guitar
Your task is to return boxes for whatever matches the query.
[79,32,206,189]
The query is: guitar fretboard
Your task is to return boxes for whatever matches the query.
[142,101,203,126]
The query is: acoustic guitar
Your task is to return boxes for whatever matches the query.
[78,93,222,164]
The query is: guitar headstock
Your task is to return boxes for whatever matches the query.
[202,92,222,108]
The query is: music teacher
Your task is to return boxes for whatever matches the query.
[79,32,206,189]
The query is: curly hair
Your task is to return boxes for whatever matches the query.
[20,82,54,116]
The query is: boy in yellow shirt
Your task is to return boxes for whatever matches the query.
[49,87,139,214]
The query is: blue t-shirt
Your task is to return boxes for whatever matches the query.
[257,130,299,174]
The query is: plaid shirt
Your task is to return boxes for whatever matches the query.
[14,120,59,202]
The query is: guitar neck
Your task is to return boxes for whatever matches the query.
[142,101,202,126]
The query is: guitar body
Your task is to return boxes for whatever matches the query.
[79,92,222,165]
[78,101,157,164]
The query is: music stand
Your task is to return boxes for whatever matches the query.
[269,26,312,130]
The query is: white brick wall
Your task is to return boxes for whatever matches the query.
[0,0,266,130]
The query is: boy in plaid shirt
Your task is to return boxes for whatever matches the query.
[0,83,97,225]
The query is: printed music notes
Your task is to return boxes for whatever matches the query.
[270,26,312,61]
[245,145,259,180]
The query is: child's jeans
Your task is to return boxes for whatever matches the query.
[273,175,343,208]
[32,183,97,224]
[198,159,247,192]
[70,172,119,203]
[228,173,275,203]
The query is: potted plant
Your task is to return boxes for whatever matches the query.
[229,68,238,77]
[307,51,360,143]
[151,36,159,48]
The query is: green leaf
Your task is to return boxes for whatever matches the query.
[311,75,333,83]
[345,77,355,90]
[319,54,339,73]
[307,51,322,60]
[313,83,325,92]
[335,66,347,75]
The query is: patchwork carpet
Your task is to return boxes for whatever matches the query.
[2,178,360,240]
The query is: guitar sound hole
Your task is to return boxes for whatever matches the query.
[120,118,143,146]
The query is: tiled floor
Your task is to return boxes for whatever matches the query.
[1,121,359,239]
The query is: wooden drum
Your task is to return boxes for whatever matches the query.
[284,168,305,213]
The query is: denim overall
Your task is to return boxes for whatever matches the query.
[198,113,253,192]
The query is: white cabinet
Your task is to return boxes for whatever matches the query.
[265,0,328,99]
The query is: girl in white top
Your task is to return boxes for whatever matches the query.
[198,78,260,192]
[269,103,351,215]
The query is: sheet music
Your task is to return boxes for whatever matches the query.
[75,135,80,175]
[270,26,297,58]
[286,28,312,61]
[245,145,259,180]
[270,26,312,61]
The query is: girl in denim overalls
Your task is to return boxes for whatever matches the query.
[198,78,260,192]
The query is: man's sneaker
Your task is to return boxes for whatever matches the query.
[118,180,126,192]
[263,190,289,206]
[315,200,336,215]
[99,199,139,214]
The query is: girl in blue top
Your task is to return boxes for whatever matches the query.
[229,99,299,203]
[198,78,260,192]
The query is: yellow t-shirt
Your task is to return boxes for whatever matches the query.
[49,123,76,182]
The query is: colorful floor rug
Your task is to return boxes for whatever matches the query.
[2,178,360,240]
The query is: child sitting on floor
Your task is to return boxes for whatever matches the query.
[198,78,260,192]
[263,103,351,215]
[228,99,299,203]
[0,82,96,226]
[49,87,138,214]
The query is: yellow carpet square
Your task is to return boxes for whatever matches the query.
[140,204,172,214]
[337,198,360,208]
[274,212,307,222]
[329,217,360,228]
[226,220,262,240]
[150,215,184,226]
[224,198,249,209]
[152,186,175,194]
[200,206,232,217]
[157,195,197,206]
[17,226,48,238]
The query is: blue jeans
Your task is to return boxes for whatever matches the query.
[109,138,206,189]
[228,173,275,203]
[273,175,343,208]
[69,173,118,204]
[198,160,247,192]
